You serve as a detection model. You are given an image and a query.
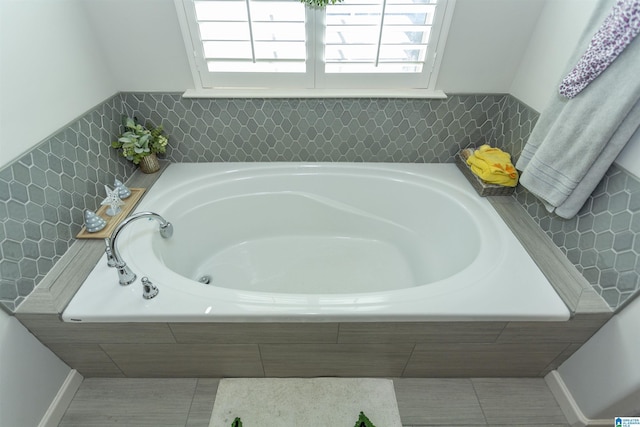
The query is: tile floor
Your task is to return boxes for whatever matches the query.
[58,377,569,427]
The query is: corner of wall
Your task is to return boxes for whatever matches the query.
[0,311,72,427]
[508,0,602,112]
[0,94,135,311]
[545,370,612,427]
[496,94,640,311]
[37,370,83,427]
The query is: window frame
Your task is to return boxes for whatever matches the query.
[174,0,455,97]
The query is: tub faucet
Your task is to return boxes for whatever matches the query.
[108,211,174,286]
[104,238,117,267]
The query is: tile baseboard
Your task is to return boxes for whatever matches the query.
[38,369,83,427]
[545,370,611,427]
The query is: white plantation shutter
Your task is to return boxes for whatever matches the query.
[187,0,314,87]
[318,0,444,88]
[178,0,451,90]
[195,0,306,70]
[325,0,436,73]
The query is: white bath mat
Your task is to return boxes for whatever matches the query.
[209,378,402,427]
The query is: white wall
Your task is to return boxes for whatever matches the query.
[509,0,601,111]
[81,0,192,92]
[0,0,117,169]
[83,0,548,95]
[0,309,72,427]
[436,0,545,93]
[1,1,107,424]
[558,296,640,419]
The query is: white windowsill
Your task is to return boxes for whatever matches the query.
[182,88,447,99]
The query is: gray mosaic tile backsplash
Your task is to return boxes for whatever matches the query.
[1,92,639,311]
[495,97,640,310]
[0,97,135,310]
[494,95,540,163]
[121,94,505,163]
[514,164,640,309]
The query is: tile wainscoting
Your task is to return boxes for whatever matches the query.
[494,96,640,309]
[14,166,611,379]
[17,315,609,378]
[0,95,135,311]
[2,92,638,315]
[121,93,505,164]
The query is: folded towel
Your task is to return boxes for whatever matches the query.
[516,0,640,218]
[466,145,519,187]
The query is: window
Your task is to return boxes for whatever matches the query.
[175,0,454,93]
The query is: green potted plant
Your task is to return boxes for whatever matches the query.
[111,116,168,173]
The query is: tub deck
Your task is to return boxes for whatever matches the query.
[15,162,612,378]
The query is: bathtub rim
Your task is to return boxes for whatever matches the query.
[62,162,574,322]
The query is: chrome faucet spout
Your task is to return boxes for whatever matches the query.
[104,238,117,268]
[108,211,173,286]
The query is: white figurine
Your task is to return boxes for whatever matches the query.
[114,178,131,199]
[101,185,125,216]
[84,210,107,233]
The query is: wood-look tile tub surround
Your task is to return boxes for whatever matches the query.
[15,164,612,378]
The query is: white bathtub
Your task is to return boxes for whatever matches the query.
[63,163,570,322]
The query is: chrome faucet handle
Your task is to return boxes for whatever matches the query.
[104,238,117,268]
[141,277,159,299]
[115,261,136,286]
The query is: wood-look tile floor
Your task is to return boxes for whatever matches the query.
[58,377,569,427]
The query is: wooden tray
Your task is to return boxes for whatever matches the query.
[76,188,145,239]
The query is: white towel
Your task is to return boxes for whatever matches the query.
[516,0,640,219]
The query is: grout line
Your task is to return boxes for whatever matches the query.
[469,378,489,426]
[167,322,179,343]
[399,343,416,377]
[538,341,574,377]
[98,343,127,377]
[184,378,201,427]
[494,321,509,343]
[257,344,267,377]
[487,94,508,148]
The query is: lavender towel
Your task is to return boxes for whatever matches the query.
[516,0,640,219]
[559,0,640,98]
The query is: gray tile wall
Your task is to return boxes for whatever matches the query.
[0,93,505,311]
[514,164,640,309]
[0,96,135,310]
[494,94,539,162]
[121,93,505,163]
[1,92,638,311]
[495,97,640,310]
